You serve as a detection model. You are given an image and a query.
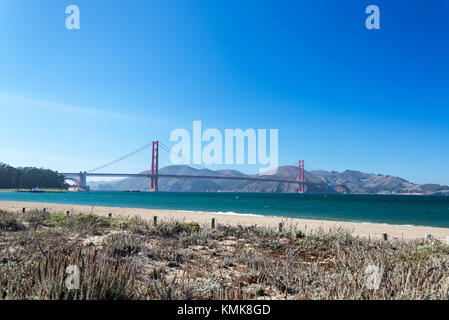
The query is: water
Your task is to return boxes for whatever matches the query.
[1,192,449,227]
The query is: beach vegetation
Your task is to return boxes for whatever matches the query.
[2,209,449,299]
[0,210,26,232]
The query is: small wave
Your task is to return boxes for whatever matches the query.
[178,209,264,218]
[360,221,432,228]
[213,211,264,217]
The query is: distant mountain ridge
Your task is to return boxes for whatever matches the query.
[88,165,449,195]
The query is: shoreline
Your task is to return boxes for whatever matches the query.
[2,200,449,241]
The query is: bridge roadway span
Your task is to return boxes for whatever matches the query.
[60,172,326,186]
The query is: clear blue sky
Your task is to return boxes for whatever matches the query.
[0,0,448,184]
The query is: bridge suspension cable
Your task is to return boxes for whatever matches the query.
[86,140,209,174]
[87,141,153,173]
[158,141,207,171]
[304,162,314,172]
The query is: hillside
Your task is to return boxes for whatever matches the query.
[88,165,449,195]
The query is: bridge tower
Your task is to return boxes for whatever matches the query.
[298,160,305,193]
[150,141,159,191]
[78,171,87,189]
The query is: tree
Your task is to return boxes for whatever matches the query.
[0,163,68,189]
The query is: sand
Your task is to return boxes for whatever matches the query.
[1,200,449,241]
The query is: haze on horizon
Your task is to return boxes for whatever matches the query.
[0,1,448,185]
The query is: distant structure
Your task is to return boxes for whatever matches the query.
[61,141,313,193]
[298,160,305,193]
[150,141,159,192]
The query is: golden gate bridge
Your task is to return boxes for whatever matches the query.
[60,141,326,193]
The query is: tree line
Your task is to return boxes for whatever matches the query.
[0,163,68,189]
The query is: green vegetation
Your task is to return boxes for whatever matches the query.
[0,163,68,189]
[2,209,449,300]
[421,184,449,192]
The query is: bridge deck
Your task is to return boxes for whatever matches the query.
[60,172,327,186]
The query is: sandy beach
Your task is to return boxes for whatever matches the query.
[1,200,449,241]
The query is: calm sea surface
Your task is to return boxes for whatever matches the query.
[1,192,449,227]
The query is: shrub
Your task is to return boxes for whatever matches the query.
[0,211,26,232]
[106,233,143,257]
[21,209,50,226]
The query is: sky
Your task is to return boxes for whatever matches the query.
[0,0,448,184]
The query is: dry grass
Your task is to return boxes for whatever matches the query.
[1,209,449,300]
